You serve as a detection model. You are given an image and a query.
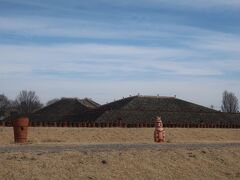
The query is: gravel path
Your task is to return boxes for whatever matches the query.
[0,143,239,153]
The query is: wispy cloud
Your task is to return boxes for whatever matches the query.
[0,0,240,107]
[0,16,199,40]
[0,43,236,77]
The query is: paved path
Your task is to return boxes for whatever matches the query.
[0,143,239,153]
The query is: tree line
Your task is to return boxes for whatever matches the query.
[0,90,43,119]
[0,90,239,120]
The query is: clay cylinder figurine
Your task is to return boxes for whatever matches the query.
[154,116,165,143]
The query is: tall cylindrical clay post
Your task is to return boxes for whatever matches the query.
[13,117,29,143]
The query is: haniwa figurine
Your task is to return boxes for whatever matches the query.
[154,116,165,142]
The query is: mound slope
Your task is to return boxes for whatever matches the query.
[91,96,240,125]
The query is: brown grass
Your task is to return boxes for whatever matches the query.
[0,127,239,145]
[0,147,239,180]
[0,127,240,179]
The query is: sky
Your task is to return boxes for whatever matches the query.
[0,0,240,108]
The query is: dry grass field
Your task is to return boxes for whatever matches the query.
[0,127,239,180]
[0,147,239,180]
[0,127,239,145]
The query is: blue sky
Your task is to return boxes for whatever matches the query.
[0,0,240,108]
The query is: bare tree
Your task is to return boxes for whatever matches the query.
[0,94,10,119]
[221,90,239,113]
[14,90,43,115]
[46,98,59,106]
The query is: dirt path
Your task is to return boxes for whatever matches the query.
[0,142,239,153]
